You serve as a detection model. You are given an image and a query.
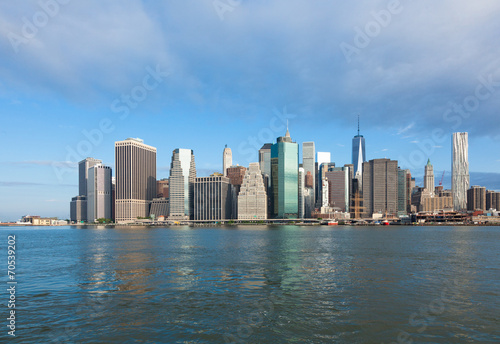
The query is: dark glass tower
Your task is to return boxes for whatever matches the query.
[271,126,299,218]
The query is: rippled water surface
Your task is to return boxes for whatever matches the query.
[1,225,499,343]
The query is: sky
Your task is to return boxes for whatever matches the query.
[1,0,500,221]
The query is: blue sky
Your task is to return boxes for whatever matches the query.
[1,0,500,220]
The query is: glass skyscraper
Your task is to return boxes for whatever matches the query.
[352,117,366,186]
[271,128,299,218]
[259,143,272,187]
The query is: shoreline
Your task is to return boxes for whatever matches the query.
[2,223,499,227]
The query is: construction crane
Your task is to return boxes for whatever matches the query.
[439,170,445,186]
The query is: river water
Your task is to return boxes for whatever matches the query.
[0,225,498,343]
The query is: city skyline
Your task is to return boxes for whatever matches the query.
[1,1,500,220]
[1,125,499,220]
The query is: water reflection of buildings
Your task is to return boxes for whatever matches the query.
[78,228,159,295]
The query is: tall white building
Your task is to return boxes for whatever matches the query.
[238,163,267,220]
[169,149,196,220]
[452,132,469,211]
[115,138,156,223]
[87,164,112,222]
[223,145,232,177]
[317,152,331,166]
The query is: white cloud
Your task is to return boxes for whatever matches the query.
[0,0,499,136]
[398,122,415,135]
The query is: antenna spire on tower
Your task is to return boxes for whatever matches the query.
[285,119,291,138]
[357,114,360,136]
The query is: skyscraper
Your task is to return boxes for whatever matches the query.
[298,167,305,218]
[316,152,331,166]
[194,176,232,221]
[87,164,112,222]
[115,138,157,223]
[397,168,409,217]
[70,196,87,223]
[271,127,299,218]
[259,143,272,185]
[424,159,435,196]
[79,157,102,196]
[352,116,366,187]
[169,148,196,220]
[317,162,335,208]
[362,159,398,218]
[72,157,102,222]
[238,163,267,220]
[452,132,469,211]
[302,142,315,218]
[324,166,351,212]
[316,152,331,207]
[222,145,232,177]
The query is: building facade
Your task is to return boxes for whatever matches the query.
[467,186,486,212]
[397,168,409,217]
[149,198,169,218]
[238,163,267,220]
[452,132,469,211]
[115,138,157,223]
[194,176,232,221]
[324,167,350,213]
[317,162,335,208]
[486,190,500,211]
[298,167,305,218]
[71,157,102,222]
[87,164,112,222]
[156,178,169,198]
[424,159,435,196]
[302,142,315,217]
[259,144,272,185]
[226,165,247,219]
[223,145,232,177]
[362,159,398,218]
[422,196,453,212]
[70,196,87,223]
[79,157,102,196]
[271,128,299,218]
[169,148,196,220]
